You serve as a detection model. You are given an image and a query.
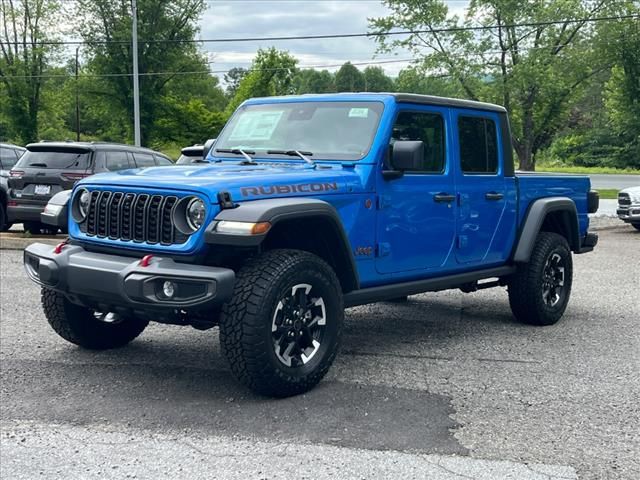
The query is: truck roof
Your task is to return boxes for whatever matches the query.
[244,92,507,113]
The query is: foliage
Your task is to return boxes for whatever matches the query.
[226,48,299,113]
[362,66,394,92]
[0,0,62,143]
[370,0,636,170]
[335,62,365,92]
[74,0,221,145]
[293,69,336,94]
[224,67,249,98]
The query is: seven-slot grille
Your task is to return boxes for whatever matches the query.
[618,193,631,206]
[80,191,189,245]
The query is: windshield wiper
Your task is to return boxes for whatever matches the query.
[27,162,48,168]
[267,150,315,167]
[215,148,256,164]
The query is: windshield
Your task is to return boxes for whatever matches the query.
[215,101,384,161]
[16,150,91,170]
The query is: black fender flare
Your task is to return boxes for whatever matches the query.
[205,197,359,291]
[512,197,580,263]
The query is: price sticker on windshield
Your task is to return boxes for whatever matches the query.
[348,108,369,118]
[229,111,284,141]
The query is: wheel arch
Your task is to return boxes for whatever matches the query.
[512,197,580,263]
[205,198,359,293]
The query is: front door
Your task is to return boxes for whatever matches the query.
[376,106,456,274]
[453,111,507,264]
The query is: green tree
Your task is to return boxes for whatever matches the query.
[293,69,335,94]
[362,66,394,92]
[0,0,62,143]
[224,67,249,98]
[75,0,212,145]
[335,62,365,92]
[370,0,631,170]
[395,66,461,97]
[227,48,299,112]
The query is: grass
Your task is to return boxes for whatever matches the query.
[596,189,620,199]
[535,165,640,175]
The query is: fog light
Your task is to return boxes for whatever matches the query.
[162,281,176,298]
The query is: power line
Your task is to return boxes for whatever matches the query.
[1,14,637,46]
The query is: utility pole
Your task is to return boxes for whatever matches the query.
[75,46,80,142]
[131,0,141,146]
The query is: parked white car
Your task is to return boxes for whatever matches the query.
[617,186,640,231]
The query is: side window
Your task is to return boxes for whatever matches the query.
[154,155,173,166]
[133,153,155,168]
[391,111,446,173]
[458,116,498,174]
[104,151,131,171]
[0,147,19,170]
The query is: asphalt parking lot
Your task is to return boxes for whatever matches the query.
[1,226,638,479]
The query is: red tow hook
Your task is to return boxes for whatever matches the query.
[53,239,70,255]
[139,254,154,267]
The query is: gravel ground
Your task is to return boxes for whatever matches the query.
[1,226,638,479]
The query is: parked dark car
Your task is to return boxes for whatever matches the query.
[1,143,26,230]
[7,142,173,234]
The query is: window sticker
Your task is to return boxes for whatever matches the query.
[229,110,284,141]
[348,107,369,118]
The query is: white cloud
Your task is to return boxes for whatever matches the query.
[200,0,470,84]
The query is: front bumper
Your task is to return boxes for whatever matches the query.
[23,243,235,311]
[617,205,640,223]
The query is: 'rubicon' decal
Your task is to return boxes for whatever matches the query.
[241,182,339,197]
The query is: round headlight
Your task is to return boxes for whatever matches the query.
[79,190,91,218]
[186,198,206,231]
[71,188,91,222]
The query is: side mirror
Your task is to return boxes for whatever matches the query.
[203,138,217,160]
[383,140,424,180]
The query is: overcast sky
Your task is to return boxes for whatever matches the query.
[199,0,470,84]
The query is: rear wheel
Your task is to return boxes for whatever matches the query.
[508,232,573,326]
[632,223,640,232]
[219,249,343,397]
[0,202,8,231]
[41,288,148,349]
[24,221,58,235]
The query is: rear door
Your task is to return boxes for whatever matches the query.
[132,152,156,168]
[9,147,92,205]
[453,111,508,264]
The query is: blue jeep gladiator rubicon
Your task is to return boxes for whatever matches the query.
[24,93,599,397]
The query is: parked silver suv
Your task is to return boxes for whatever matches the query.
[617,186,640,231]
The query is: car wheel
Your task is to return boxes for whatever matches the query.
[508,232,573,326]
[219,249,343,397]
[24,221,43,235]
[632,223,640,232]
[41,287,149,349]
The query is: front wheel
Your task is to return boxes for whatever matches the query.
[219,249,343,397]
[41,288,149,349]
[508,232,573,326]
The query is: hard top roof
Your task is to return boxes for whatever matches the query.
[244,92,507,113]
[0,143,26,151]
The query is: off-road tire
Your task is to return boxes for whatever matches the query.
[508,232,573,326]
[41,287,149,349]
[219,249,343,397]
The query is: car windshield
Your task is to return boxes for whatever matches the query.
[16,150,91,170]
[214,101,384,161]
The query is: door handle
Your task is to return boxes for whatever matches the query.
[485,192,504,201]
[433,193,456,203]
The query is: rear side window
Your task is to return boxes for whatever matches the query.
[15,150,91,170]
[155,155,173,166]
[391,111,446,173]
[458,116,498,174]
[104,151,131,171]
[0,147,20,169]
[133,153,155,168]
